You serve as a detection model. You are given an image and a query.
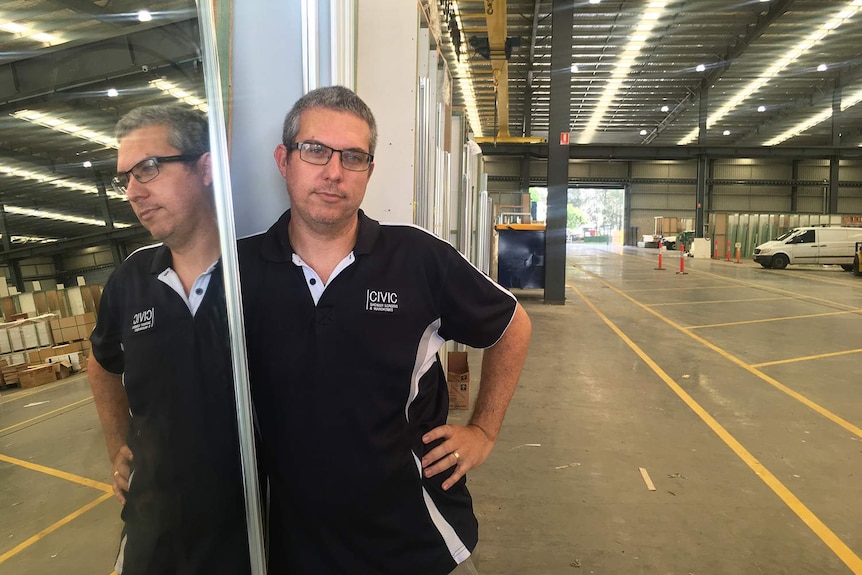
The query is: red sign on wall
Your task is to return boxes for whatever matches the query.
[560,132,570,145]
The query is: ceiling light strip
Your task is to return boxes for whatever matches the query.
[578,1,669,144]
[8,235,58,244]
[4,205,132,228]
[764,86,862,146]
[12,110,118,149]
[452,2,483,136]
[149,79,209,113]
[0,163,125,200]
[678,0,862,145]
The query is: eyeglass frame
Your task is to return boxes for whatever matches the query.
[289,141,374,172]
[111,154,204,194]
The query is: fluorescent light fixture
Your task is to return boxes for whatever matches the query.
[138,10,152,22]
[679,0,862,145]
[0,21,27,33]
[590,0,601,3]
[12,110,118,148]
[9,235,58,244]
[0,162,125,200]
[4,205,132,228]
[31,32,57,43]
[639,129,648,135]
[82,161,92,168]
[148,79,209,113]
[661,105,670,112]
[723,130,731,136]
[758,105,766,112]
[578,1,670,143]
[107,88,119,97]
[817,63,828,72]
[571,64,579,73]
[696,64,706,72]
[449,2,483,137]
[765,85,862,145]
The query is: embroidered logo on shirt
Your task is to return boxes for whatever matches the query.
[131,307,155,332]
[366,289,399,313]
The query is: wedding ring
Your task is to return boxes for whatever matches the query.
[453,452,460,461]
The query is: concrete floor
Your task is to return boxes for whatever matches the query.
[2,242,861,574]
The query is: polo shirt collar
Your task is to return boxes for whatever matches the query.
[147,243,223,275]
[149,244,174,275]
[260,208,380,262]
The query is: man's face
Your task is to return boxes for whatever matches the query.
[116,124,213,247]
[274,108,374,233]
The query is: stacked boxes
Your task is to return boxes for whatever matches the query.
[1,361,30,386]
[50,312,95,344]
[19,364,57,389]
[0,312,93,388]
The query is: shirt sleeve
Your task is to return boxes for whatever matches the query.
[89,273,125,375]
[436,243,517,349]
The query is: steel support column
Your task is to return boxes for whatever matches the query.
[96,179,124,266]
[828,81,842,214]
[696,156,707,238]
[624,162,633,245]
[695,80,709,238]
[791,159,799,212]
[545,0,573,304]
[0,203,23,292]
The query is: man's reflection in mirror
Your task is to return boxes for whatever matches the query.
[88,106,251,575]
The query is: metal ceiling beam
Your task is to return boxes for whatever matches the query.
[0,224,150,260]
[479,143,862,161]
[0,20,200,108]
[643,0,797,144]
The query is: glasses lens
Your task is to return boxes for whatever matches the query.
[341,151,370,171]
[298,143,331,165]
[134,159,160,184]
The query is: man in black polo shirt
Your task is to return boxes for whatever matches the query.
[88,106,250,575]
[239,86,531,574]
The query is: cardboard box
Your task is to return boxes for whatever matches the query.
[60,327,79,342]
[75,312,96,326]
[59,316,77,329]
[77,324,94,340]
[52,361,73,379]
[47,352,81,371]
[19,364,55,388]
[50,343,77,356]
[446,351,470,410]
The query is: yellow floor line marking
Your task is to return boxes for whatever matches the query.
[751,348,862,368]
[649,296,795,307]
[685,309,862,330]
[638,467,657,491]
[0,453,111,493]
[568,282,862,574]
[624,285,739,293]
[572,268,862,440]
[681,268,859,311]
[0,397,93,435]
[0,492,113,565]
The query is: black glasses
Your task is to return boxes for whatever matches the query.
[292,142,373,172]
[111,154,203,194]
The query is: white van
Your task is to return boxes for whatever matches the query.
[753,226,862,270]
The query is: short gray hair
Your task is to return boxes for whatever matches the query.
[115,105,209,156]
[281,85,378,155]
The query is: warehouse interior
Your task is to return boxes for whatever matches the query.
[1,1,861,574]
